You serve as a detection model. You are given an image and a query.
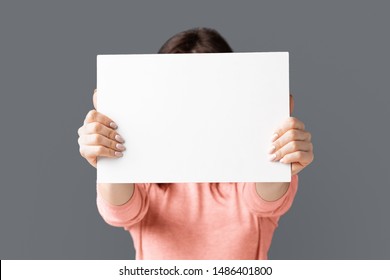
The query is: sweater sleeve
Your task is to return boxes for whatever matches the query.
[242,175,299,218]
[96,183,150,230]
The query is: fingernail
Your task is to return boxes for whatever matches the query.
[115,134,124,143]
[269,154,276,161]
[268,145,276,154]
[116,144,126,151]
[115,151,123,157]
[110,122,118,129]
[280,157,286,163]
[271,133,279,142]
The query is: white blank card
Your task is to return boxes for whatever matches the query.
[97,52,290,183]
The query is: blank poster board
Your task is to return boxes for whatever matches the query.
[96,52,290,183]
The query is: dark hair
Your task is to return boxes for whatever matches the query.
[158,27,233,54]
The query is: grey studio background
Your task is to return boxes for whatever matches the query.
[0,0,389,259]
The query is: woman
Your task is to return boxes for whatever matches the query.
[77,27,314,259]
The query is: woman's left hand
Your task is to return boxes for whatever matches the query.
[269,117,314,175]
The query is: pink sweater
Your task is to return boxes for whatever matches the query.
[96,175,298,260]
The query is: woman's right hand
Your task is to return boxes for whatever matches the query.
[78,89,126,168]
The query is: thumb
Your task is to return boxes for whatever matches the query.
[93,89,98,110]
[289,94,294,116]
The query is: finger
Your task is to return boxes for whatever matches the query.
[271,129,311,152]
[271,117,305,142]
[269,141,312,162]
[78,134,126,152]
[84,109,118,129]
[279,151,314,165]
[82,122,124,143]
[77,125,84,137]
[80,145,123,159]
